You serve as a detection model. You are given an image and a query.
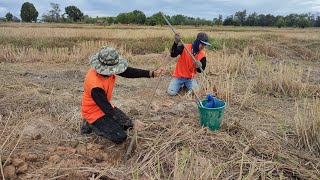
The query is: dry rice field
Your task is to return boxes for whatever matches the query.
[0,22,320,179]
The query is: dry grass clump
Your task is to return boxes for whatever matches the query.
[254,60,319,98]
[197,46,256,106]
[206,46,254,77]
[295,98,320,156]
[0,24,172,39]
[1,24,319,64]
[250,42,281,58]
[0,38,171,63]
[0,96,80,149]
[243,33,320,62]
[0,113,30,166]
[124,117,320,179]
[252,41,319,61]
[0,41,127,64]
[198,73,234,106]
[0,44,86,63]
[0,67,83,144]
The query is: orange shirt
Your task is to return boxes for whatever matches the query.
[81,68,116,124]
[173,44,206,78]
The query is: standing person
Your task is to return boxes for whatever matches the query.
[167,32,211,96]
[81,46,165,144]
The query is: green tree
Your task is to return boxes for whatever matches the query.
[145,17,156,26]
[126,12,135,24]
[113,17,118,24]
[107,17,114,24]
[20,2,39,22]
[172,14,186,25]
[257,14,267,26]
[276,17,285,28]
[315,16,320,27]
[42,13,52,22]
[131,10,146,24]
[185,17,195,25]
[245,12,258,26]
[235,10,246,26]
[12,16,21,22]
[65,6,84,22]
[126,11,146,24]
[265,14,276,26]
[150,12,167,26]
[297,17,311,28]
[49,3,61,22]
[83,16,97,24]
[285,14,298,27]
[223,16,235,26]
[42,3,61,22]
[117,13,128,24]
[5,12,13,21]
[213,15,223,26]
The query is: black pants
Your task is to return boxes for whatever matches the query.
[81,107,133,144]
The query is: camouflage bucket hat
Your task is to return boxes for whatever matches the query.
[90,46,128,75]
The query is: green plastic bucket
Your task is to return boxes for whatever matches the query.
[197,99,227,130]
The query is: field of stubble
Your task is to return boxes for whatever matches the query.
[0,23,320,179]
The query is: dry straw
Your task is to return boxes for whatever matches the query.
[255,60,319,98]
[1,23,320,179]
[295,98,320,155]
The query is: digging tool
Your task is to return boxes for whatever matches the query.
[125,54,171,161]
[191,88,204,107]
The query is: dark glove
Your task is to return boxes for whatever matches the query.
[174,33,181,44]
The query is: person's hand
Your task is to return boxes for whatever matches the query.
[153,67,166,77]
[133,120,145,131]
[174,33,181,44]
[194,61,202,68]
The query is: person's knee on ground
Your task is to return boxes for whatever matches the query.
[110,131,127,144]
[167,88,178,96]
[91,116,129,144]
[167,78,184,96]
[91,122,128,144]
[167,83,179,96]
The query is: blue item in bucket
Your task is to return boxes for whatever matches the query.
[204,94,215,108]
[197,99,227,130]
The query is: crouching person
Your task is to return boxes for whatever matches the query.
[81,46,165,144]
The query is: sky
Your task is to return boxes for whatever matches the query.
[0,0,320,20]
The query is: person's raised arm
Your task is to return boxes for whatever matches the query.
[171,33,184,57]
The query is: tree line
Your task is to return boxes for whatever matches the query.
[3,2,320,28]
[218,10,320,28]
